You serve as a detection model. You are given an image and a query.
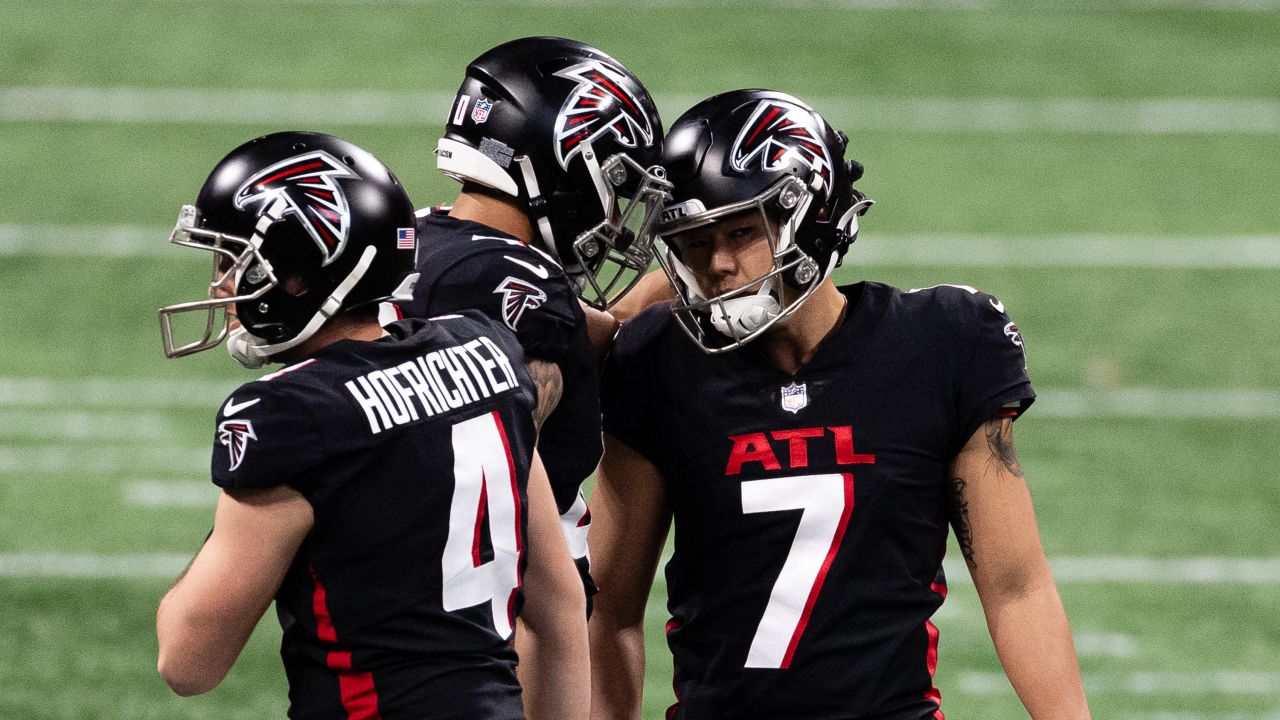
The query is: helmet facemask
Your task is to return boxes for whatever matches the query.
[159,204,278,359]
[566,150,672,310]
[658,176,871,354]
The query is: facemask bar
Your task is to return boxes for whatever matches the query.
[655,177,823,353]
[158,205,278,359]
[570,153,672,310]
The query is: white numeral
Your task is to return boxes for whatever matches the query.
[741,473,853,669]
[442,411,523,638]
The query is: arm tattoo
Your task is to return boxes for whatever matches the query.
[946,475,978,570]
[527,360,563,430]
[984,417,1024,478]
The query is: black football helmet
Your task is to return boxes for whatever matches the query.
[655,89,874,352]
[159,131,419,367]
[435,36,670,309]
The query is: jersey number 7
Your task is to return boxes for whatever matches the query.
[741,473,854,669]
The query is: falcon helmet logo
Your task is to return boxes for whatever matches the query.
[730,100,834,195]
[494,276,548,330]
[233,151,361,267]
[217,419,258,472]
[553,61,655,169]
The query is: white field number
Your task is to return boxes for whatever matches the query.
[441,411,523,638]
[741,473,854,669]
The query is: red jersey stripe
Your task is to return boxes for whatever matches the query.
[925,579,948,718]
[310,565,384,720]
[490,411,524,629]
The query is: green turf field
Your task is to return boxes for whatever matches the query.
[2,1,1278,717]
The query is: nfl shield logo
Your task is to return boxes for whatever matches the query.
[472,97,493,124]
[780,382,808,414]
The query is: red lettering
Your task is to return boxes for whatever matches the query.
[726,433,782,476]
[770,427,825,469]
[829,426,875,465]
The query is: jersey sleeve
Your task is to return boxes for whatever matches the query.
[209,379,325,491]
[413,245,582,368]
[952,288,1036,449]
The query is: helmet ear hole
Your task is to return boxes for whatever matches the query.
[283,274,310,298]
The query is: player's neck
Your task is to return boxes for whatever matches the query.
[759,280,846,374]
[274,313,386,364]
[448,186,534,244]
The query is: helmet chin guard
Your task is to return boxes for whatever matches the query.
[708,290,782,340]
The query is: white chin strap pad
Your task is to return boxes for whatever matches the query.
[227,326,269,369]
[710,291,781,339]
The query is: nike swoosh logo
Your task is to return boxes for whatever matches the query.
[223,397,261,417]
[504,255,550,280]
[989,298,1005,313]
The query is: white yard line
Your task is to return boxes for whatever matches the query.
[4,553,1278,582]
[6,225,1280,268]
[1126,707,1280,712]
[0,446,209,474]
[0,410,171,440]
[1035,389,1280,419]
[0,376,238,407]
[124,479,217,507]
[0,554,191,578]
[3,87,1279,133]
[959,670,1280,695]
[81,0,1280,10]
[942,556,1280,583]
[1072,631,1139,658]
[0,225,173,256]
[4,378,1279,420]
[853,234,1280,268]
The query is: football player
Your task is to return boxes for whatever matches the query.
[396,37,670,618]
[155,131,587,720]
[588,91,1091,719]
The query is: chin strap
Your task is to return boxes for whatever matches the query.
[226,325,269,369]
[709,283,782,340]
[516,155,557,256]
[226,246,379,369]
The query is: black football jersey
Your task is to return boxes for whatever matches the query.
[403,210,602,572]
[601,282,1035,720]
[211,313,537,720]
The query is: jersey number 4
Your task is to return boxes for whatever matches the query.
[741,473,854,669]
[441,411,523,639]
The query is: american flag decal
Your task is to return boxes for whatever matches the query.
[397,227,415,250]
